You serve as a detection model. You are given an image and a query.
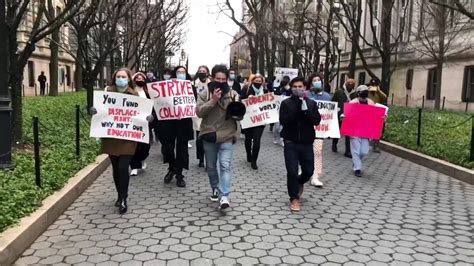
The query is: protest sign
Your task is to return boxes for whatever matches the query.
[90,91,154,144]
[375,103,389,115]
[147,80,196,120]
[273,67,299,87]
[241,93,280,129]
[340,103,386,139]
[314,101,340,139]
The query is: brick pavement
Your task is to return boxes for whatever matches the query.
[16,130,474,265]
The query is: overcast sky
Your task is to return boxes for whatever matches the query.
[172,0,242,74]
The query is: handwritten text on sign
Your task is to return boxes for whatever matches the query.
[273,67,299,87]
[314,100,340,139]
[90,91,154,144]
[241,93,279,129]
[148,80,196,120]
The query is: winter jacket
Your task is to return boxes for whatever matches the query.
[332,88,356,117]
[368,85,387,104]
[279,95,321,144]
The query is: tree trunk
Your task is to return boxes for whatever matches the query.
[84,68,94,111]
[10,72,23,144]
[74,55,83,91]
[434,4,446,110]
[49,28,60,96]
[379,0,394,97]
[348,0,362,78]
[258,35,265,75]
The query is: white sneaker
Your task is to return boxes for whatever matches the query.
[141,161,147,170]
[219,196,230,209]
[188,142,192,148]
[130,169,138,176]
[273,140,278,145]
[311,176,323,188]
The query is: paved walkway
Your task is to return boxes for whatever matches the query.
[16,130,474,265]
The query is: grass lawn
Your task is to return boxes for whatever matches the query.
[0,92,99,232]
[382,105,473,169]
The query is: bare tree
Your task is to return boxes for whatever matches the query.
[6,0,85,143]
[412,0,474,109]
[429,0,474,20]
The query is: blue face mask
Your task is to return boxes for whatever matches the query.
[177,73,186,80]
[292,89,305,98]
[229,74,236,81]
[312,80,322,90]
[115,78,129,89]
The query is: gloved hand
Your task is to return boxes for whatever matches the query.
[146,115,154,123]
[89,107,98,115]
[301,99,308,111]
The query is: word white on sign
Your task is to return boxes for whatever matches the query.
[147,79,196,120]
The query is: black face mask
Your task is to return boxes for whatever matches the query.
[135,81,146,87]
[359,91,369,99]
[280,80,288,86]
[253,83,262,89]
[198,73,207,81]
[346,86,354,92]
[214,81,230,95]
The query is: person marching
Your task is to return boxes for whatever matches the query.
[162,68,172,81]
[196,64,245,209]
[345,85,375,177]
[332,79,357,158]
[193,65,211,167]
[38,71,47,96]
[367,78,387,153]
[280,77,321,212]
[306,73,331,188]
[91,68,153,214]
[228,68,242,95]
[156,66,194,187]
[241,74,268,170]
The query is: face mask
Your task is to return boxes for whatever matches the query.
[280,80,288,86]
[163,74,171,80]
[146,73,154,79]
[116,78,129,90]
[292,89,305,98]
[135,80,146,87]
[346,85,354,92]
[215,82,230,95]
[177,73,186,80]
[198,73,207,81]
[229,74,236,81]
[312,80,322,90]
[252,83,262,89]
[359,91,369,99]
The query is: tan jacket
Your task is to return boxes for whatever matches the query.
[368,86,387,104]
[196,90,240,144]
[100,86,139,156]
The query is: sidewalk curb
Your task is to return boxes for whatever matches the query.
[0,154,110,266]
[380,141,474,185]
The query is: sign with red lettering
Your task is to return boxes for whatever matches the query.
[240,93,279,129]
[90,91,154,143]
[147,80,196,120]
[314,100,340,139]
[340,103,386,139]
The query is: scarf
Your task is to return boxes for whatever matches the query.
[252,85,263,95]
[343,85,351,101]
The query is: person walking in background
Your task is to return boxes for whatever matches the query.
[274,75,292,96]
[156,66,194,187]
[146,70,157,83]
[241,74,268,170]
[307,73,331,188]
[196,64,244,209]
[280,77,321,212]
[228,68,242,95]
[332,78,356,158]
[367,78,387,153]
[162,68,172,81]
[193,65,211,167]
[38,71,47,96]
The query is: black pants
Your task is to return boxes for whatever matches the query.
[130,143,150,170]
[244,126,265,163]
[284,141,314,201]
[109,155,132,199]
[333,136,351,154]
[40,85,46,95]
[195,131,204,161]
[160,138,189,175]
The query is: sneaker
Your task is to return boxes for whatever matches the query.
[219,196,230,209]
[141,161,147,170]
[198,159,204,168]
[354,170,362,177]
[273,140,278,145]
[311,176,323,188]
[130,169,138,176]
[290,199,300,211]
[210,188,219,202]
[188,142,192,148]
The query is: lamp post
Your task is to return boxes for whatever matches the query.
[335,44,342,90]
[0,0,12,169]
[283,30,289,67]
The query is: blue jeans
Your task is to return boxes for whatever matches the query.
[203,141,234,197]
[284,141,314,201]
[350,138,370,171]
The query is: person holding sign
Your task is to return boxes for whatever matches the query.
[280,77,321,212]
[196,65,244,210]
[241,74,268,170]
[193,65,211,167]
[155,66,194,188]
[90,68,151,214]
[307,73,331,188]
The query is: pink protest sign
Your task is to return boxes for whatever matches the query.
[340,103,386,139]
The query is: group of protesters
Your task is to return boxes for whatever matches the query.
[91,64,387,214]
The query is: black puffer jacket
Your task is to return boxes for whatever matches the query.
[279,96,321,144]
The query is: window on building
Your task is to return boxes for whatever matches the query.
[358,72,366,85]
[28,61,35,87]
[66,65,71,86]
[426,67,437,100]
[462,66,474,102]
[406,69,413,90]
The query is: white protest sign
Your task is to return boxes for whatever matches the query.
[314,100,340,139]
[147,80,196,120]
[273,67,299,87]
[90,91,154,144]
[241,93,280,129]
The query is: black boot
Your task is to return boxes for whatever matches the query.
[164,168,174,184]
[176,174,186,187]
[119,199,128,214]
[198,159,204,168]
[247,154,252,163]
[332,142,338,153]
[251,161,258,170]
[114,198,121,207]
